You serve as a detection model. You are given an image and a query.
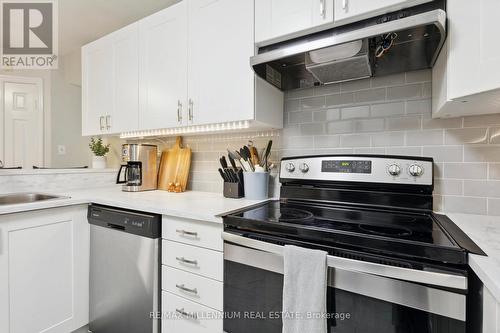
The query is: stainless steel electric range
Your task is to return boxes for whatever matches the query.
[222,155,485,333]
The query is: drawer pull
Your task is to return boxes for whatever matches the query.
[176,256,198,266]
[175,308,198,320]
[176,284,198,295]
[176,229,199,238]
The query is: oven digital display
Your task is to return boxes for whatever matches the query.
[321,160,372,174]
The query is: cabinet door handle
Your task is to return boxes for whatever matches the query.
[176,229,198,237]
[176,256,198,266]
[175,308,198,320]
[320,0,326,18]
[342,0,348,10]
[99,116,105,131]
[177,100,183,123]
[105,115,111,130]
[188,99,194,121]
[176,284,198,295]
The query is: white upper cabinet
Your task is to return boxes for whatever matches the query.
[333,0,431,23]
[446,0,500,99]
[82,37,113,136]
[187,0,255,125]
[82,0,283,136]
[82,23,139,135]
[433,0,500,118]
[255,0,334,44]
[139,2,188,130]
[111,23,139,133]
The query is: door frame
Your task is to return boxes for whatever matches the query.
[0,75,45,167]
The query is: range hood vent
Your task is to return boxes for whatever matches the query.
[251,2,446,91]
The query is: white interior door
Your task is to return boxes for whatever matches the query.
[3,81,43,168]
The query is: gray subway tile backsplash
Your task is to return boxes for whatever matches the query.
[370,102,405,117]
[387,83,423,100]
[444,128,489,145]
[386,116,422,131]
[406,99,431,115]
[406,130,444,146]
[341,105,371,119]
[140,69,500,216]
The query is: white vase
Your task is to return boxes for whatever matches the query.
[92,156,107,169]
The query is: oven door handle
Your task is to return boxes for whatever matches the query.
[222,232,467,290]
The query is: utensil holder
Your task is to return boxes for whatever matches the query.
[223,181,244,199]
[243,172,269,200]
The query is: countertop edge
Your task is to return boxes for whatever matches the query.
[0,189,271,224]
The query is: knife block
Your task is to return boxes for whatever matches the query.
[223,181,244,199]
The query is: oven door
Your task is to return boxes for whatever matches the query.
[223,232,467,333]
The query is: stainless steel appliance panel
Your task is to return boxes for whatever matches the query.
[89,205,160,333]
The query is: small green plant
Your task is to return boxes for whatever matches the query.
[89,137,110,157]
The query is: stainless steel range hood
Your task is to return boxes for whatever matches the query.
[251,5,446,91]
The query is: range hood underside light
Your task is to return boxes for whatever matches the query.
[305,39,372,84]
[252,8,446,91]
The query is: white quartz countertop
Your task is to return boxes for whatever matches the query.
[446,213,500,303]
[0,186,269,223]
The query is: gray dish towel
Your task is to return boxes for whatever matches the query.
[282,245,328,333]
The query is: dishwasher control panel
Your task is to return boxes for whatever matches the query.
[88,205,161,239]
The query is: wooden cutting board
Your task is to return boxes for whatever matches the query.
[158,137,192,192]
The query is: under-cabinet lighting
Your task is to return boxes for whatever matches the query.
[120,120,251,139]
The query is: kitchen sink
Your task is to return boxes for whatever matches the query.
[0,193,67,205]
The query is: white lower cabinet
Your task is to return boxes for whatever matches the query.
[162,291,223,333]
[161,215,224,332]
[482,286,500,333]
[163,266,223,311]
[0,205,89,333]
[163,240,224,281]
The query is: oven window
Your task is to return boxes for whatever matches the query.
[224,261,465,333]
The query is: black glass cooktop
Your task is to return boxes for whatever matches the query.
[224,200,469,264]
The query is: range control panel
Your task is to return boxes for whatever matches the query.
[280,156,433,186]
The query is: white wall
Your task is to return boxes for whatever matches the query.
[50,54,91,168]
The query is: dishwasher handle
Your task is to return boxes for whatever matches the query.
[107,223,126,231]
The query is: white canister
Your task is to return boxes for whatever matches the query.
[243,172,269,200]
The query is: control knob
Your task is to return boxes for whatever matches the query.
[388,164,401,176]
[285,162,295,173]
[409,164,424,177]
[299,163,309,173]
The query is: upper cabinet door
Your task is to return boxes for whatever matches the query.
[255,0,334,44]
[139,1,188,130]
[447,0,500,99]
[110,23,139,134]
[188,0,255,126]
[334,0,430,23]
[82,38,113,136]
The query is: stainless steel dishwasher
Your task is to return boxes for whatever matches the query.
[88,204,161,333]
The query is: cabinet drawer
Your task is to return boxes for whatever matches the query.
[162,240,223,281]
[162,266,223,311]
[161,291,222,333]
[163,216,223,251]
